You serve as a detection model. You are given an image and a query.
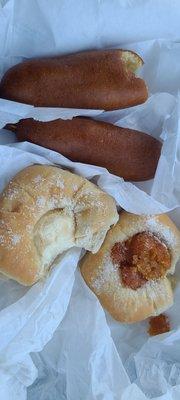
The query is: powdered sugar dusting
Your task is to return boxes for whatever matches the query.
[146,216,176,246]
[3,187,19,200]
[11,234,21,246]
[33,175,43,184]
[56,178,64,189]
[36,196,46,207]
[92,254,119,295]
[75,197,104,212]
[82,192,104,208]
[48,197,58,208]
[0,235,4,244]
[72,184,78,192]
[144,279,173,314]
[26,225,32,234]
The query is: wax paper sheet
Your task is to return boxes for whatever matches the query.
[0,1,180,399]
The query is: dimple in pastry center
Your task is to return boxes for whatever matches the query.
[111,231,171,290]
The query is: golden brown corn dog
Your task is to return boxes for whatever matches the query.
[0,50,148,110]
[6,117,161,181]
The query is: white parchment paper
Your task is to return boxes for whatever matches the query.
[0,1,180,399]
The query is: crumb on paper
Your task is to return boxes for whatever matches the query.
[148,314,170,336]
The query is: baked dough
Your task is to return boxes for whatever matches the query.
[80,212,180,323]
[0,165,118,285]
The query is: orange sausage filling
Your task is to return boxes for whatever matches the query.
[111,232,171,290]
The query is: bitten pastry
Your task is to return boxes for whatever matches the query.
[80,212,180,323]
[0,49,148,110]
[0,165,118,285]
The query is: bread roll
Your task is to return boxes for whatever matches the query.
[0,49,148,110]
[0,165,118,285]
[80,212,180,323]
[7,117,161,182]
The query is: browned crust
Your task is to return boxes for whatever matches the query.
[0,49,148,110]
[14,117,161,181]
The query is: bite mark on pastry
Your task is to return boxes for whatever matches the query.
[0,165,118,285]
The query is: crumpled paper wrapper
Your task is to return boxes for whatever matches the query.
[0,1,180,399]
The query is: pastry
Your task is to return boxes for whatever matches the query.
[80,212,180,323]
[0,165,118,285]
